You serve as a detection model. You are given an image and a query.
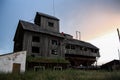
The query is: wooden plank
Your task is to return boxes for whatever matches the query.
[12,63,21,73]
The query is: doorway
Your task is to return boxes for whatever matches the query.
[12,63,21,73]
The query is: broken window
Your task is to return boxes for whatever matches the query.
[32,46,40,53]
[48,22,54,27]
[32,36,40,42]
[51,49,57,55]
[52,40,58,45]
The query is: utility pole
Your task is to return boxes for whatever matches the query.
[117,28,120,62]
[117,28,120,42]
[118,49,120,62]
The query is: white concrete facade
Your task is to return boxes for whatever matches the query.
[0,51,26,73]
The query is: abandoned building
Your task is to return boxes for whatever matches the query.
[0,51,26,73]
[101,59,120,70]
[13,12,100,69]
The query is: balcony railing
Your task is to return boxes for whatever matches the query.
[65,49,99,57]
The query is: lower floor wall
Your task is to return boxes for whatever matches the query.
[26,56,96,71]
[26,62,70,71]
[65,54,96,67]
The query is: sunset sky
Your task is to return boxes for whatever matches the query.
[0,0,120,65]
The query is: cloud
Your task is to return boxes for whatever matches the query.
[57,0,120,40]
[89,31,120,65]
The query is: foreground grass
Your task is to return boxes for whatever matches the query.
[0,69,120,80]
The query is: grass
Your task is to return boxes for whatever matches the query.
[0,69,120,80]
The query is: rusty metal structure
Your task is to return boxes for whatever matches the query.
[13,12,100,68]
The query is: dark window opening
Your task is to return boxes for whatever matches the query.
[91,49,94,53]
[94,49,98,53]
[71,45,75,49]
[84,48,87,51]
[31,54,35,57]
[51,49,57,55]
[82,47,85,50]
[66,45,70,49]
[80,47,83,50]
[48,22,54,27]
[66,44,75,50]
[52,40,58,45]
[58,42,60,46]
[32,47,40,53]
[32,36,40,42]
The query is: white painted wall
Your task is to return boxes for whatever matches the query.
[0,51,26,73]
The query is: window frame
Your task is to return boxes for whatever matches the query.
[51,40,58,45]
[48,22,54,27]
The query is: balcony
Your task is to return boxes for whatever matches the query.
[65,49,99,57]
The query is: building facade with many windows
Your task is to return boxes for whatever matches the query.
[14,12,100,68]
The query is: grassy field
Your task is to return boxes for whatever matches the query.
[0,69,120,80]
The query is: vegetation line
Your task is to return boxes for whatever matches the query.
[0,69,120,80]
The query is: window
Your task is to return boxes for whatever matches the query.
[94,49,98,53]
[32,36,40,42]
[66,45,75,50]
[80,47,83,50]
[48,22,54,27]
[32,47,40,53]
[81,47,85,50]
[71,45,75,49]
[66,44,70,49]
[52,40,58,45]
[51,49,57,55]
[91,49,94,53]
[84,48,87,51]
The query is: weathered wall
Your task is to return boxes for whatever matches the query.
[0,51,26,73]
[41,16,59,32]
[23,31,64,58]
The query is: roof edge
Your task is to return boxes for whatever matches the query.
[36,12,59,21]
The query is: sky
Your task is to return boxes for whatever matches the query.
[0,0,120,65]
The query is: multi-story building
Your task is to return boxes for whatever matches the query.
[13,12,100,68]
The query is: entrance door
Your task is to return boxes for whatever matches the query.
[12,63,21,73]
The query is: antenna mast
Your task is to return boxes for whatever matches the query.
[76,31,81,40]
[53,0,55,16]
